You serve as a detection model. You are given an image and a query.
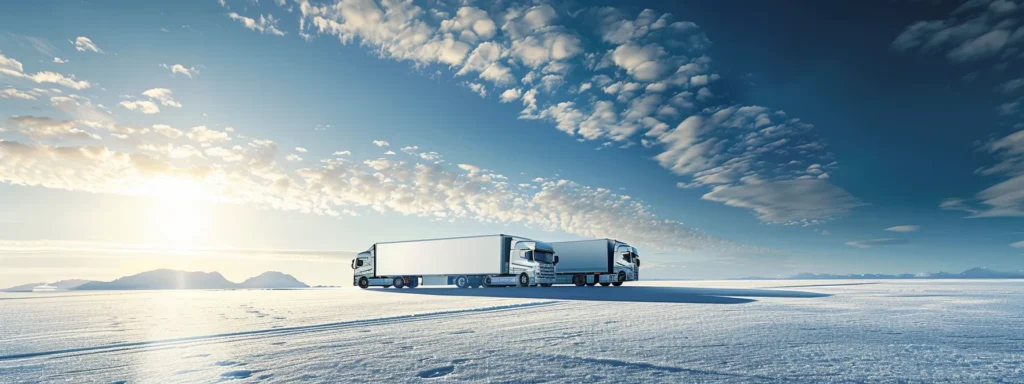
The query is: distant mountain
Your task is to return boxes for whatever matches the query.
[737,267,1024,280]
[63,269,309,291]
[239,271,308,289]
[76,269,237,290]
[2,282,46,292]
[1,279,95,292]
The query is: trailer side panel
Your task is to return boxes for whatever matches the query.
[551,240,612,274]
[376,236,503,276]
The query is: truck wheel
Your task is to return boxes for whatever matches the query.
[600,282,611,287]
[612,282,623,286]
[358,277,369,289]
[618,270,628,284]
[482,276,492,288]
[392,276,405,289]
[407,277,419,289]
[455,275,469,289]
[572,274,586,287]
[517,273,530,287]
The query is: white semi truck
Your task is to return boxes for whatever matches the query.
[551,239,640,287]
[351,234,558,289]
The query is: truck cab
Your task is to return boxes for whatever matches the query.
[508,240,558,287]
[614,245,640,282]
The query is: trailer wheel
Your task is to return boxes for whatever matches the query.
[600,282,611,287]
[572,274,586,287]
[358,277,369,289]
[517,273,530,287]
[612,281,623,287]
[455,275,470,289]
[407,277,419,289]
[383,285,391,288]
[482,276,492,288]
[392,276,405,289]
[617,271,628,285]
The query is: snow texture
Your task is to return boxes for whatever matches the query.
[1,280,1023,383]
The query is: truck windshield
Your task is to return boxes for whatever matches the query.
[533,251,555,263]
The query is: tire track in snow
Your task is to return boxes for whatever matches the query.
[0,301,560,362]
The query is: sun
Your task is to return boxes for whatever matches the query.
[139,177,211,249]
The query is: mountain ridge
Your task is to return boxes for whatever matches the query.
[5,269,308,291]
[736,267,1024,280]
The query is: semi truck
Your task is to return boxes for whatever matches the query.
[551,239,640,287]
[351,234,558,289]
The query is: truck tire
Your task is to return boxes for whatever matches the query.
[612,281,623,287]
[482,276,492,287]
[392,276,405,289]
[600,282,611,287]
[358,277,369,289]
[517,273,530,287]
[617,271,628,285]
[455,275,470,289]
[407,277,419,289]
[572,274,586,287]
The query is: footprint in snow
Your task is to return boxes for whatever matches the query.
[215,361,245,367]
[417,366,455,379]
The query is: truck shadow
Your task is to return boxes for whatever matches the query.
[372,286,830,304]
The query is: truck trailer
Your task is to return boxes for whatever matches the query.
[351,234,558,289]
[551,239,640,286]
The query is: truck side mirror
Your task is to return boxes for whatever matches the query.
[553,255,559,265]
[357,260,364,267]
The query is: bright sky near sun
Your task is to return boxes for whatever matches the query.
[1,0,1023,287]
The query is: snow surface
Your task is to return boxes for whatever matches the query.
[1,280,1023,383]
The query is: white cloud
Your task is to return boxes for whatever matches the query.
[186,126,231,145]
[891,2,1021,62]
[6,115,100,141]
[73,37,102,53]
[228,12,286,36]
[944,130,1024,218]
[0,53,90,90]
[702,179,863,224]
[1012,241,1024,249]
[0,133,761,254]
[151,124,183,138]
[295,147,308,153]
[1,88,37,100]
[333,150,351,156]
[286,153,303,161]
[118,100,160,114]
[161,63,198,78]
[52,57,67,64]
[845,238,909,249]
[289,2,848,221]
[372,140,390,147]
[499,88,522,103]
[611,43,666,82]
[141,88,182,108]
[885,225,920,232]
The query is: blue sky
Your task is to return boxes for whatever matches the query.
[1,0,1022,286]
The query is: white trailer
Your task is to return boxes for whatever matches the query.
[351,235,558,289]
[551,239,640,287]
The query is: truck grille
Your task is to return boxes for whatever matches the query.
[538,263,556,280]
